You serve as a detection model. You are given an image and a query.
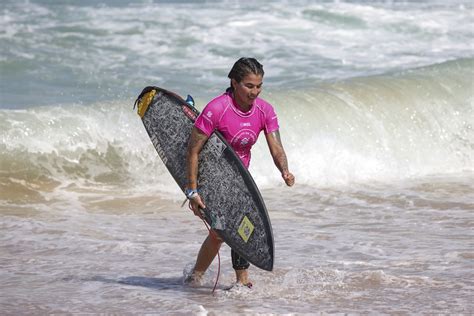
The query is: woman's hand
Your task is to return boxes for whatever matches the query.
[265,131,295,187]
[282,171,295,187]
[189,194,206,218]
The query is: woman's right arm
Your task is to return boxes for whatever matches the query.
[186,127,209,216]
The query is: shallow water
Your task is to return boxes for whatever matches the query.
[1,174,473,314]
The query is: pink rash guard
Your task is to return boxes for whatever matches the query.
[194,91,279,168]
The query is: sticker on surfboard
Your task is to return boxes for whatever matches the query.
[238,215,254,243]
[137,89,156,118]
[207,134,226,159]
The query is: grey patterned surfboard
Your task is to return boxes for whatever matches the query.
[135,86,274,271]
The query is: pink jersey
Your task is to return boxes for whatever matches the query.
[194,91,279,168]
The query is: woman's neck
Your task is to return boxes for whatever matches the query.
[232,92,251,112]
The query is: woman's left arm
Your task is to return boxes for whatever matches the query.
[265,130,295,186]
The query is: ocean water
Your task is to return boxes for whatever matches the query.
[1,0,473,314]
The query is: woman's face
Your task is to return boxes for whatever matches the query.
[232,73,263,109]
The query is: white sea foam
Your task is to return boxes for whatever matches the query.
[1,0,473,107]
[1,59,472,194]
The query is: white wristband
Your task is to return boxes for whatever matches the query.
[185,188,199,199]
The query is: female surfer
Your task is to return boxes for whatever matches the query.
[185,57,295,287]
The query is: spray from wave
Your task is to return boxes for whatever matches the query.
[0,59,472,200]
[252,58,473,186]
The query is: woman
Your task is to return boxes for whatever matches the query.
[185,57,295,287]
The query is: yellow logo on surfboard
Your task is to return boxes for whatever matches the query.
[238,215,254,243]
[137,89,156,118]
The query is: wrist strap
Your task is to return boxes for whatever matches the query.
[185,188,199,199]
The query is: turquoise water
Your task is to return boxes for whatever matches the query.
[1,0,473,314]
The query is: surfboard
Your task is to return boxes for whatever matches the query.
[134,86,274,271]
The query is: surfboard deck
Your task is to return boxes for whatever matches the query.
[135,86,274,271]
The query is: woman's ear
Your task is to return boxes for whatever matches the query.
[231,78,238,90]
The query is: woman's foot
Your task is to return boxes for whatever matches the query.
[183,269,204,287]
[235,269,252,287]
[225,281,253,291]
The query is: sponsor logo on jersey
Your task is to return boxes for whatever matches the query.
[231,130,257,149]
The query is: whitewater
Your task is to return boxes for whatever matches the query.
[1,0,473,314]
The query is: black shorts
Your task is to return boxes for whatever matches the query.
[231,249,250,270]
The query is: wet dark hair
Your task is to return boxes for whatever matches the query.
[227,57,264,92]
